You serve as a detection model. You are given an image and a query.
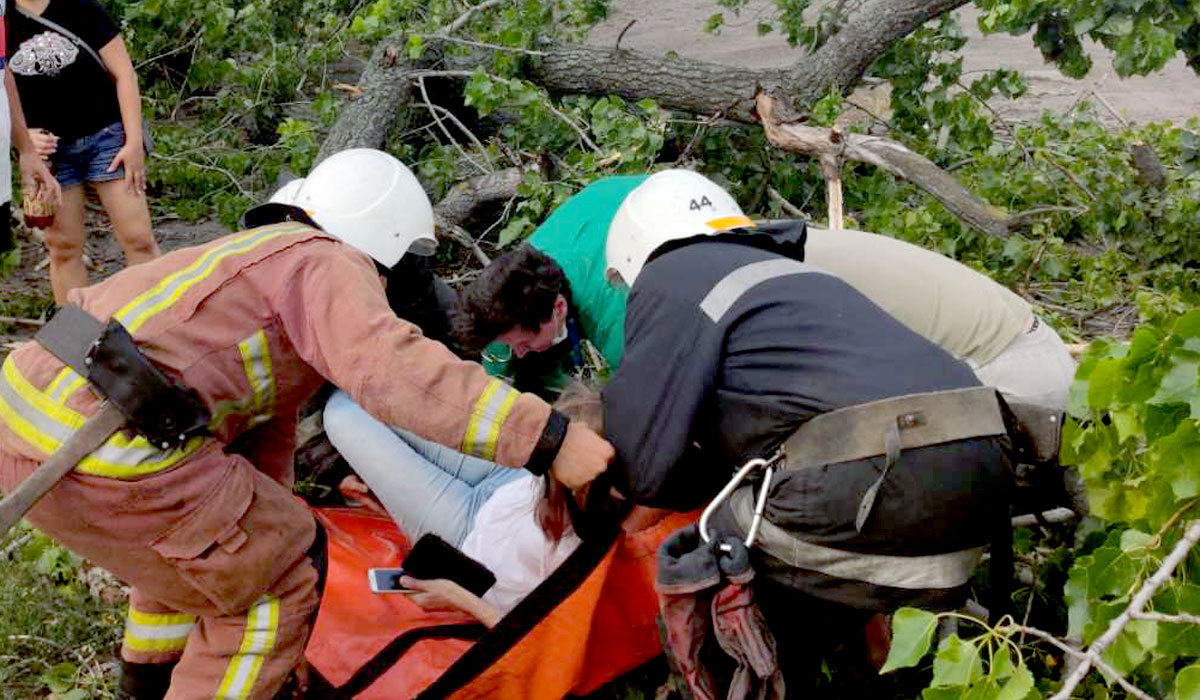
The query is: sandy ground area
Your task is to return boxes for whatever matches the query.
[588,1,1200,125]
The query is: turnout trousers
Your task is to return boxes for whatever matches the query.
[0,441,318,700]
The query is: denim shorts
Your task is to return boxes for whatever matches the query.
[51,121,128,188]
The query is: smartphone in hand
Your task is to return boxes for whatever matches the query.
[367,567,414,594]
[401,533,496,597]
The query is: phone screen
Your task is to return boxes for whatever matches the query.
[367,567,413,593]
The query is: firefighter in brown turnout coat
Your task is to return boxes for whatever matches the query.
[0,149,612,700]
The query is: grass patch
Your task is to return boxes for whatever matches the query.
[0,289,54,334]
[0,525,123,699]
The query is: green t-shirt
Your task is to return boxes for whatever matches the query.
[482,175,647,393]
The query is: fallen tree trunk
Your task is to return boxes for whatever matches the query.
[322,0,973,152]
[316,32,416,164]
[315,0,1068,240]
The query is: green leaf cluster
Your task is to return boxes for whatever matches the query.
[973,0,1200,79]
[883,609,1040,700]
[1053,310,1200,692]
[1063,311,1200,529]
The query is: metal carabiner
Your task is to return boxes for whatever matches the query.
[699,454,778,550]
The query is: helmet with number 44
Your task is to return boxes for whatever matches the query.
[605,169,753,287]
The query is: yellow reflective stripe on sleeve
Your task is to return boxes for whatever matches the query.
[237,330,275,426]
[0,358,208,478]
[123,608,197,653]
[215,596,280,700]
[461,378,520,462]
[115,224,308,334]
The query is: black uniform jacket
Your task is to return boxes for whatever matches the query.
[603,229,1014,608]
[604,231,991,507]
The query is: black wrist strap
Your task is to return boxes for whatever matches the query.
[524,410,570,477]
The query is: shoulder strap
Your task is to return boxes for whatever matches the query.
[14,6,112,78]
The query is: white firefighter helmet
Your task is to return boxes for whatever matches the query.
[267,177,305,207]
[271,148,436,267]
[605,169,753,286]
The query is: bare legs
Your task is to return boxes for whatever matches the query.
[43,185,87,302]
[43,180,160,303]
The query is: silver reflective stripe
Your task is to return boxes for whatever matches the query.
[215,596,280,699]
[114,225,303,333]
[0,358,205,477]
[731,488,982,590]
[237,330,275,427]
[699,258,828,323]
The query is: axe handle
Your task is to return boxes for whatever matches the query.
[0,403,125,538]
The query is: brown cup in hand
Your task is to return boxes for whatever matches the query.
[22,190,55,229]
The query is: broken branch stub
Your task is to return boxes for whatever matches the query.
[755,90,1014,238]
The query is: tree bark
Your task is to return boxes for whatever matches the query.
[786,0,972,105]
[526,47,783,123]
[316,31,416,165]
[322,0,977,153]
[433,167,524,227]
[529,0,973,121]
[315,0,1043,237]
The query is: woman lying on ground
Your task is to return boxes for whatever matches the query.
[328,381,662,625]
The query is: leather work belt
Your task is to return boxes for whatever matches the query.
[723,387,1006,590]
[0,306,212,538]
[779,386,1007,473]
[728,487,985,591]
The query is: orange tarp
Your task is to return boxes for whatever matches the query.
[306,506,699,699]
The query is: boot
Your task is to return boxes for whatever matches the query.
[115,659,176,700]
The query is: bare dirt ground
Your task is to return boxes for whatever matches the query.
[0,208,230,349]
[0,208,229,303]
[589,1,1200,126]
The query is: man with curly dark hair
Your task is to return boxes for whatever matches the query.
[454,176,656,399]
[454,244,571,357]
[453,244,582,399]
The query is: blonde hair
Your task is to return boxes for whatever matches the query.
[552,380,603,431]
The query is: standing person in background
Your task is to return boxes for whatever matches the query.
[1,0,61,257]
[7,0,160,302]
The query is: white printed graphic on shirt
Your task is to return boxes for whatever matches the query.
[11,31,78,77]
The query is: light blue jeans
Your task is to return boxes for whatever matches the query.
[323,389,524,547]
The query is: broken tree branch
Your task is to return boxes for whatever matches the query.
[1011,507,1077,528]
[768,186,807,217]
[756,90,1014,237]
[444,0,505,35]
[1003,624,1157,700]
[1051,520,1200,700]
[431,166,525,266]
[0,316,46,327]
[316,32,415,163]
[1130,610,1200,627]
[417,75,493,174]
[442,223,492,267]
[432,167,524,228]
